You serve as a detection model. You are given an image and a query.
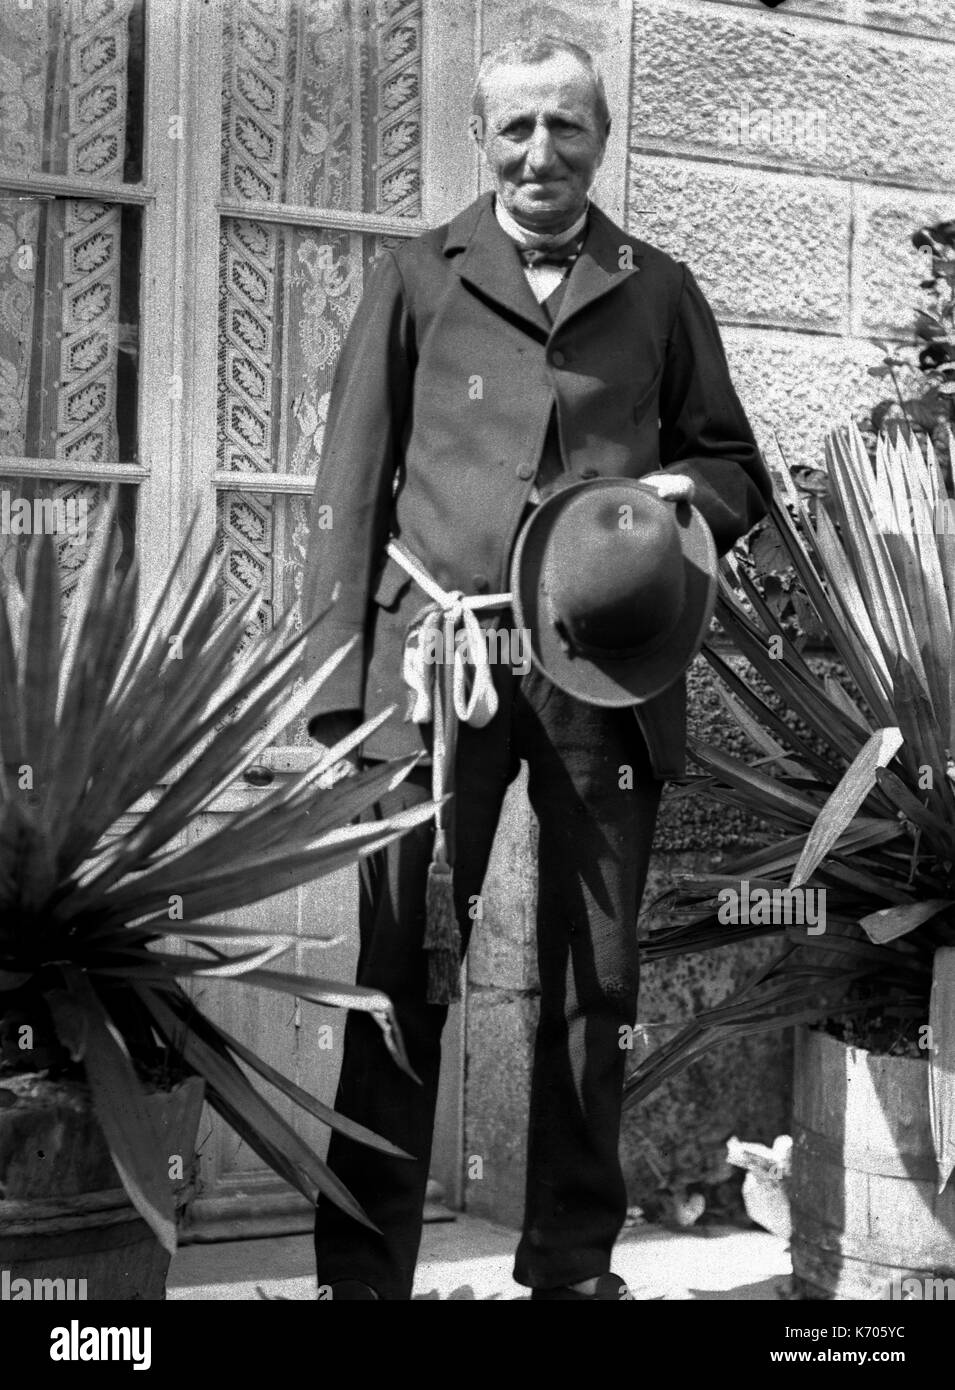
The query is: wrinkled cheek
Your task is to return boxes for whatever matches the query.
[484,141,519,175]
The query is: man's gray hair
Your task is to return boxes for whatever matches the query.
[471,36,610,137]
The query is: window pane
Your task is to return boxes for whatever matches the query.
[219,220,398,476]
[0,0,145,185]
[0,196,140,464]
[221,0,422,217]
[0,476,137,612]
[216,488,311,745]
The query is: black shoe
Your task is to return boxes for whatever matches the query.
[530,1273,633,1301]
[324,1279,380,1300]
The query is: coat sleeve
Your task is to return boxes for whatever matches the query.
[299,249,415,726]
[658,264,772,555]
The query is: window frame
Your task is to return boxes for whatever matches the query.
[0,1,477,694]
[175,0,477,763]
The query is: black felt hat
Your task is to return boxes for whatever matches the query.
[510,477,717,706]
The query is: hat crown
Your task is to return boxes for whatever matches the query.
[545,491,685,661]
[510,474,717,709]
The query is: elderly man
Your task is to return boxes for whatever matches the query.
[302,36,770,1300]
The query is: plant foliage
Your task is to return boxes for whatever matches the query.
[866,219,955,472]
[0,511,436,1250]
[625,426,955,1187]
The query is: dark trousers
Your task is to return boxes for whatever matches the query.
[314,661,663,1299]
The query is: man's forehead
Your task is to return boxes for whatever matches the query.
[482,56,599,122]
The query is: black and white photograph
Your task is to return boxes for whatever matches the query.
[0,0,953,1361]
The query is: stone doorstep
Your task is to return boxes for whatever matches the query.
[166,1218,792,1301]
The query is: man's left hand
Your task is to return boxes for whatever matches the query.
[640,472,695,505]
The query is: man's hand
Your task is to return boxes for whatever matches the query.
[639,472,696,506]
[308,710,362,785]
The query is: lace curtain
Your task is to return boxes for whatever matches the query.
[217,0,423,691]
[0,0,142,601]
[0,0,425,648]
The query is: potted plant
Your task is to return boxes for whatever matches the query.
[0,511,433,1300]
[624,424,955,1299]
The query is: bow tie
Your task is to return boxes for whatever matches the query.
[517,240,582,270]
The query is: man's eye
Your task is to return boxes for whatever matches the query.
[496,117,582,140]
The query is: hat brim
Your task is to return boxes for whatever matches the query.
[510,478,717,707]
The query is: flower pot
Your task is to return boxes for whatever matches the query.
[0,1072,204,1300]
[790,1027,955,1299]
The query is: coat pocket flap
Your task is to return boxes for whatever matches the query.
[372,552,414,611]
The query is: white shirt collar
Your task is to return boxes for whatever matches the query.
[494,195,589,250]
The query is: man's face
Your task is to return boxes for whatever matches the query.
[478,54,609,234]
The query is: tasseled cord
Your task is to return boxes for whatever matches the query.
[385,538,509,1006]
[423,648,461,1005]
[424,836,460,1005]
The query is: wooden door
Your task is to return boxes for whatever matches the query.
[0,0,477,1239]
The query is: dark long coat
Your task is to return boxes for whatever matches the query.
[301,192,771,777]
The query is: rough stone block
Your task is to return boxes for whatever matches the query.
[628,154,849,331]
[722,327,886,475]
[468,767,540,993]
[852,185,952,338]
[629,1,955,184]
[464,990,537,1228]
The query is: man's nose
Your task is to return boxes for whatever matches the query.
[524,123,558,172]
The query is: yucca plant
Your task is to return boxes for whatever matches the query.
[0,507,434,1255]
[624,424,955,1193]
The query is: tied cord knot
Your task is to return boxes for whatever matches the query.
[386,540,512,1004]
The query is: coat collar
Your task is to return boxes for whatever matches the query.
[443,192,643,338]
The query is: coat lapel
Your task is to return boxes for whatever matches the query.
[550,203,644,335]
[444,193,551,337]
[443,193,645,339]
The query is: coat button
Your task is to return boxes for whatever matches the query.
[516,462,535,480]
[551,349,566,368]
[472,573,489,593]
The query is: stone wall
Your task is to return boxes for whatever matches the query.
[626,0,955,475]
[461,0,954,1228]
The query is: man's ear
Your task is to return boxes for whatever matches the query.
[592,119,611,173]
[468,113,485,147]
